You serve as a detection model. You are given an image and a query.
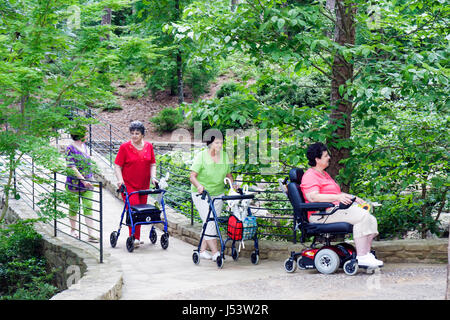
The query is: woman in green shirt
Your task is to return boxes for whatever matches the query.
[190,136,236,262]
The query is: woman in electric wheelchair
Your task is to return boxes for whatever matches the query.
[300,142,383,269]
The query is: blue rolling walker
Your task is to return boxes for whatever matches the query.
[192,189,260,269]
[110,184,169,253]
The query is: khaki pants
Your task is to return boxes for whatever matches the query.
[309,204,378,239]
[192,193,224,240]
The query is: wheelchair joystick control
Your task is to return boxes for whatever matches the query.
[338,196,356,210]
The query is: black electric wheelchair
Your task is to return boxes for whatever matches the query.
[282,168,379,275]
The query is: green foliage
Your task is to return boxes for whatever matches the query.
[184,92,260,132]
[171,0,449,238]
[344,104,449,238]
[255,70,329,110]
[0,0,149,222]
[0,221,58,300]
[150,107,185,133]
[216,81,246,98]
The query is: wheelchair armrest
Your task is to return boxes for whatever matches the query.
[298,202,334,212]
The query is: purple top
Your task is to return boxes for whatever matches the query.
[65,143,93,192]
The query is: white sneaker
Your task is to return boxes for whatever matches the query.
[357,254,383,268]
[369,253,384,267]
[211,252,220,262]
[134,239,140,248]
[200,251,212,260]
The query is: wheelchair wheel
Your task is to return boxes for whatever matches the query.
[284,258,297,273]
[126,236,134,253]
[314,248,339,274]
[149,227,157,244]
[160,233,169,250]
[343,260,359,276]
[110,231,118,248]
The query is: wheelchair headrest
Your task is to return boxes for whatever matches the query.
[289,168,304,184]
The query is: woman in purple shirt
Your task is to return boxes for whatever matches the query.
[65,126,98,243]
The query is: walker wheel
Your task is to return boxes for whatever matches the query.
[192,252,200,265]
[216,255,224,269]
[250,251,259,265]
[284,257,297,273]
[231,247,239,261]
[160,233,169,250]
[110,231,118,248]
[343,260,359,276]
[149,227,157,244]
[126,236,134,253]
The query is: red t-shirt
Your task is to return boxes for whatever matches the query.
[300,168,341,219]
[114,141,156,191]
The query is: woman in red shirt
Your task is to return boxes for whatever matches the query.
[300,142,383,268]
[114,121,157,248]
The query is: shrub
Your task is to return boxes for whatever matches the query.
[150,107,184,133]
[216,81,245,98]
[0,221,58,300]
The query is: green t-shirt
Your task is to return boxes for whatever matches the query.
[190,148,231,196]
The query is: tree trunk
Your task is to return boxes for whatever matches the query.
[231,0,239,12]
[175,0,184,104]
[102,8,112,25]
[177,50,184,104]
[100,8,112,41]
[327,0,356,189]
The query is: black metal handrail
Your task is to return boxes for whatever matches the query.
[0,153,104,263]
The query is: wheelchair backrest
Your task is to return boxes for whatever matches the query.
[286,168,308,224]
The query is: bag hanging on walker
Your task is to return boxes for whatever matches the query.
[227,214,243,241]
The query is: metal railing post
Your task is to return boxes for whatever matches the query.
[109,124,112,166]
[78,187,81,239]
[32,158,35,210]
[88,109,93,156]
[54,171,57,237]
[190,198,194,226]
[99,181,103,263]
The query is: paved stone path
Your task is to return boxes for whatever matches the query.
[100,184,448,300]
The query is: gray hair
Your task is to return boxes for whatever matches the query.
[129,120,145,135]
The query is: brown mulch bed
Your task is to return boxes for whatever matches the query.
[95,73,232,142]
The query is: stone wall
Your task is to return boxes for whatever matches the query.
[162,202,449,264]
[4,199,123,300]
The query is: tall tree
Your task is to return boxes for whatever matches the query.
[0,0,155,222]
[327,0,356,181]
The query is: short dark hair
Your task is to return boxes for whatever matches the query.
[129,120,145,135]
[306,142,329,167]
[69,126,87,141]
[206,135,215,146]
